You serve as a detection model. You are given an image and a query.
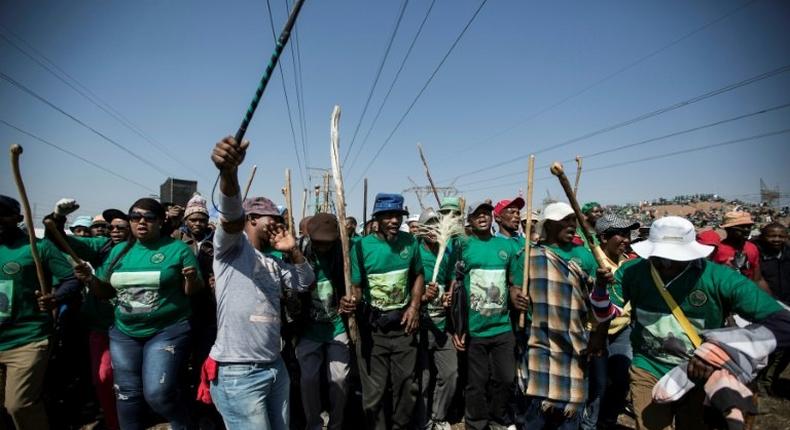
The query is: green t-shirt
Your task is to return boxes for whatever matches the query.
[351,232,422,312]
[67,236,117,332]
[302,252,345,342]
[0,236,74,351]
[544,242,598,277]
[612,258,783,379]
[96,236,200,338]
[455,235,517,338]
[419,240,452,331]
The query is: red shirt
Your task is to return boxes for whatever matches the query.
[712,240,761,280]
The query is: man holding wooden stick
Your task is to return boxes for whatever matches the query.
[0,195,81,429]
[510,202,617,429]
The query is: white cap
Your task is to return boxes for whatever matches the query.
[631,216,714,261]
[542,202,574,221]
[406,214,420,224]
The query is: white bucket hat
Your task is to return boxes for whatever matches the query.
[631,216,714,261]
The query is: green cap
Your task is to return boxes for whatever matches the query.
[438,196,461,214]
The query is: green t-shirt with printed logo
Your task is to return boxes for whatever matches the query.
[96,236,200,338]
[544,242,598,277]
[351,232,423,312]
[455,235,518,338]
[612,258,783,380]
[418,240,452,331]
[0,236,74,351]
[302,252,346,342]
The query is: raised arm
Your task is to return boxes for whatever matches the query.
[211,136,250,256]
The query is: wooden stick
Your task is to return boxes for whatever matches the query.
[300,188,308,222]
[329,105,359,343]
[550,161,607,267]
[518,155,535,329]
[417,143,441,207]
[362,177,368,223]
[43,219,84,266]
[243,164,257,200]
[573,156,582,197]
[285,169,295,236]
[9,144,51,295]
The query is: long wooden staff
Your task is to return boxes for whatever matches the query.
[518,155,535,329]
[242,164,257,200]
[300,188,308,222]
[43,219,84,266]
[285,168,295,236]
[9,144,51,294]
[329,105,359,342]
[362,177,368,223]
[417,143,441,207]
[550,161,607,267]
[573,156,583,197]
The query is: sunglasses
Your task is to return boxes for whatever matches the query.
[109,224,129,231]
[128,212,159,223]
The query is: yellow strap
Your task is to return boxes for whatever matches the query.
[649,263,703,348]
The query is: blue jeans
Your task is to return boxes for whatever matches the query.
[581,353,608,430]
[210,357,290,430]
[599,326,633,427]
[109,320,192,430]
[522,397,581,430]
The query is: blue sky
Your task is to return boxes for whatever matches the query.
[1,0,788,223]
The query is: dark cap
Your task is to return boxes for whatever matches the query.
[0,195,21,216]
[308,213,340,242]
[243,197,280,217]
[102,208,128,223]
[466,201,494,217]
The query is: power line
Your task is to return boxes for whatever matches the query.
[0,27,209,182]
[462,128,790,193]
[285,0,310,175]
[0,119,156,192]
[456,101,790,188]
[448,0,760,157]
[346,0,437,173]
[0,70,172,177]
[350,0,489,190]
[451,63,790,181]
[342,0,410,166]
[265,0,307,188]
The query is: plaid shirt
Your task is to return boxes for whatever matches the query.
[521,246,600,413]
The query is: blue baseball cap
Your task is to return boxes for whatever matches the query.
[372,193,408,217]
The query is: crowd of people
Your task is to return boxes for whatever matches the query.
[0,135,788,430]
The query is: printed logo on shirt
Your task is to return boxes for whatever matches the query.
[110,271,161,314]
[0,280,13,320]
[399,247,411,260]
[688,289,708,307]
[469,268,507,316]
[150,253,165,264]
[368,268,409,311]
[497,250,509,261]
[2,262,20,275]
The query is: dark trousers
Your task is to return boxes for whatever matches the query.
[465,331,515,430]
[356,324,418,430]
[109,320,192,430]
[523,397,581,430]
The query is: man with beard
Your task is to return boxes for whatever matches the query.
[450,201,527,430]
[493,197,525,245]
[0,195,80,429]
[341,193,424,430]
